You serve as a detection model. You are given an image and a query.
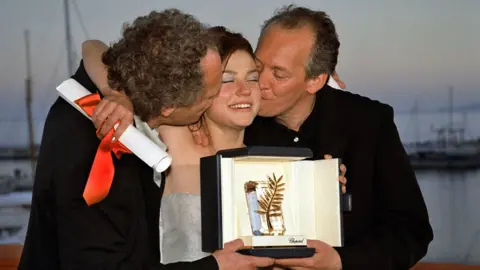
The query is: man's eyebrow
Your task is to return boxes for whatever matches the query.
[272,66,290,73]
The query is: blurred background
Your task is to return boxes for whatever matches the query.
[0,0,479,266]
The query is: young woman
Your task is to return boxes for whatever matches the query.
[81,26,347,264]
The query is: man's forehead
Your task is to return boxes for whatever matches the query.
[256,26,313,65]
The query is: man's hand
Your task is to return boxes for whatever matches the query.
[332,71,346,89]
[213,239,275,270]
[324,154,347,194]
[92,90,134,140]
[274,240,342,270]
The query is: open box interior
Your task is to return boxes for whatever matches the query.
[218,156,343,248]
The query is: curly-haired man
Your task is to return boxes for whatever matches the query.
[19,9,273,270]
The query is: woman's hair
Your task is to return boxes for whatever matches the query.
[208,26,255,66]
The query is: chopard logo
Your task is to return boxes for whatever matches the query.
[288,237,305,244]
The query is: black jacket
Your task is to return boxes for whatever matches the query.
[19,61,218,270]
[245,84,434,270]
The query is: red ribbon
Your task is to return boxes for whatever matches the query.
[75,93,132,206]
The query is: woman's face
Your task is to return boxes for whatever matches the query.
[205,50,261,129]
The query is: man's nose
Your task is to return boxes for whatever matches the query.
[258,70,270,90]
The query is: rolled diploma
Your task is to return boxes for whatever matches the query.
[56,78,172,173]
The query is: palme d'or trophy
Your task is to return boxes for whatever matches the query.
[245,173,286,237]
[240,172,315,258]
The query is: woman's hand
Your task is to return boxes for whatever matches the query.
[324,154,347,194]
[92,90,134,140]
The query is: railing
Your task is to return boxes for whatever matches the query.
[0,245,22,270]
[0,245,479,270]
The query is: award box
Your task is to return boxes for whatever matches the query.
[200,146,350,258]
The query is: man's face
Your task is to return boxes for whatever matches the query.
[255,25,315,118]
[163,48,222,126]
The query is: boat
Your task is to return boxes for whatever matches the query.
[0,191,31,244]
[405,87,480,170]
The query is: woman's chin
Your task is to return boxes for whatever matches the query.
[231,118,255,129]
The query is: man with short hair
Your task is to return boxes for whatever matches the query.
[19,9,273,270]
[246,5,433,270]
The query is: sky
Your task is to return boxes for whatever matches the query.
[0,0,479,146]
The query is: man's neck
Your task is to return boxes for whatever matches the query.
[275,94,316,132]
[203,117,245,152]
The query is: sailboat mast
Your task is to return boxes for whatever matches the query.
[24,29,36,177]
[448,86,453,146]
[63,0,74,75]
[414,100,420,148]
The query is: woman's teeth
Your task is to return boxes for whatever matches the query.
[230,104,251,109]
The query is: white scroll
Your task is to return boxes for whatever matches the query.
[56,78,172,173]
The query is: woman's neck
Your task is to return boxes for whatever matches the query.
[203,117,245,152]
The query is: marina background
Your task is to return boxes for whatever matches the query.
[1,0,479,266]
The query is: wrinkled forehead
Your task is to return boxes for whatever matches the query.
[255,25,314,68]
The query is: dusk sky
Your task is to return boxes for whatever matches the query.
[0,0,478,145]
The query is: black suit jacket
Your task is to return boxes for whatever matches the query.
[245,85,434,270]
[19,61,218,270]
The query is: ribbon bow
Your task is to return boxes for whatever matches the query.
[75,93,132,205]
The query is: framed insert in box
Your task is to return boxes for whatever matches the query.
[200,146,346,258]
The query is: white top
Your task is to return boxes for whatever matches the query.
[159,193,211,263]
[135,117,209,263]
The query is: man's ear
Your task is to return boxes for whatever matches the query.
[306,73,329,94]
[161,107,175,118]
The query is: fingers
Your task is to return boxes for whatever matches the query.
[223,239,245,251]
[340,164,347,176]
[113,111,133,140]
[332,71,346,89]
[92,99,116,130]
[98,106,125,138]
[191,130,204,145]
[201,117,210,147]
[248,256,275,268]
[338,176,347,186]
[275,258,314,269]
[189,119,210,147]
[339,164,347,193]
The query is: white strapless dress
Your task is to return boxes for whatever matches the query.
[159,193,211,264]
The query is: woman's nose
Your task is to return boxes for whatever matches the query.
[236,81,252,96]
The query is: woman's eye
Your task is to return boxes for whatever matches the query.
[222,74,234,83]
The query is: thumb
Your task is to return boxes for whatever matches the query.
[249,256,275,267]
[307,239,326,251]
[223,239,245,251]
